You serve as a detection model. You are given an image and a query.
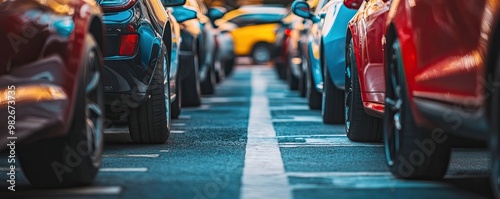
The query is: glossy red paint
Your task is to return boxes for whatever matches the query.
[347,0,391,117]
[387,0,500,131]
[0,0,103,148]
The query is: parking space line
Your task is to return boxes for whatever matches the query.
[103,154,160,158]
[171,130,185,133]
[241,68,292,199]
[1,186,122,196]
[273,116,323,122]
[172,123,186,127]
[178,115,191,119]
[100,168,148,172]
[160,150,170,152]
[287,172,391,178]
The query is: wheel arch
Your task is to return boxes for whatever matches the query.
[88,16,105,54]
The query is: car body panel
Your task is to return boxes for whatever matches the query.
[388,0,499,138]
[347,0,390,117]
[0,0,103,149]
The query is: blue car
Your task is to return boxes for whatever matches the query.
[293,0,357,124]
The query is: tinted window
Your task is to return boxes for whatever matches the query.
[229,14,283,27]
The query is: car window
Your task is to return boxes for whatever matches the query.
[229,13,283,27]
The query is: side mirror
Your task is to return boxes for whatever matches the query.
[172,6,198,23]
[291,1,312,19]
[208,7,225,21]
[162,0,186,7]
[344,0,364,10]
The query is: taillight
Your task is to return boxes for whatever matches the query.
[285,28,292,36]
[119,34,138,56]
[100,0,137,12]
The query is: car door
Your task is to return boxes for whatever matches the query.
[410,0,487,106]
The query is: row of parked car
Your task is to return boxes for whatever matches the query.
[277,0,500,197]
[0,0,244,188]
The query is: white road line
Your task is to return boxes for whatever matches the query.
[160,150,170,152]
[277,134,347,138]
[100,168,148,172]
[103,154,160,158]
[273,116,323,122]
[279,144,383,148]
[172,123,186,127]
[269,105,310,111]
[1,186,122,196]
[202,97,249,103]
[104,127,129,134]
[171,130,185,133]
[279,137,383,147]
[287,172,391,178]
[178,115,191,119]
[241,68,292,199]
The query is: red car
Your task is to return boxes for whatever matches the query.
[0,0,105,187]
[344,0,390,142]
[382,0,500,196]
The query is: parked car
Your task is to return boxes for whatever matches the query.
[0,0,104,187]
[184,0,219,95]
[343,0,390,142]
[382,0,500,196]
[208,6,236,76]
[215,5,287,64]
[165,5,182,118]
[293,0,357,125]
[273,11,295,80]
[100,0,185,144]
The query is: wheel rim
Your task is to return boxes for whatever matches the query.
[253,46,270,63]
[345,43,354,133]
[84,49,103,166]
[384,41,403,166]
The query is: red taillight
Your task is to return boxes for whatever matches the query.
[285,28,292,36]
[343,0,363,10]
[100,0,137,12]
[119,34,138,56]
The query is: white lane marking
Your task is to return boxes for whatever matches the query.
[104,127,129,134]
[172,123,186,127]
[178,115,191,119]
[279,136,383,147]
[287,172,391,178]
[160,150,170,152]
[103,154,160,158]
[1,186,122,196]
[280,144,383,148]
[183,104,211,110]
[277,134,347,138]
[171,130,185,133]
[241,68,292,199]
[273,116,323,122]
[269,105,310,111]
[100,168,148,172]
[202,97,249,103]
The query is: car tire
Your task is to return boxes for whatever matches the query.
[224,58,235,76]
[182,45,202,107]
[490,46,500,198]
[200,64,216,95]
[252,43,272,64]
[298,57,307,97]
[287,55,299,90]
[384,38,450,179]
[171,73,181,119]
[345,39,381,141]
[18,35,104,188]
[322,54,344,123]
[307,61,322,110]
[129,44,171,144]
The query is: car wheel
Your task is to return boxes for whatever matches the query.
[287,55,299,90]
[200,63,216,95]
[129,44,171,144]
[19,35,104,188]
[321,48,344,123]
[384,38,450,179]
[224,58,235,76]
[298,56,307,97]
[214,59,225,83]
[171,73,181,119]
[491,47,500,198]
[345,39,381,141]
[182,43,202,107]
[252,43,272,64]
[307,60,321,110]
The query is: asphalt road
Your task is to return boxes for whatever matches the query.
[0,62,494,199]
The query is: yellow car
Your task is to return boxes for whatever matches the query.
[215,5,287,63]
